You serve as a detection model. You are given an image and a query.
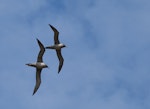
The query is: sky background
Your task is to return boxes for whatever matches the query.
[0,0,150,109]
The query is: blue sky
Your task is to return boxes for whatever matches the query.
[0,0,150,109]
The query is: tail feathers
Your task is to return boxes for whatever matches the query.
[26,63,30,66]
[26,63,35,67]
[45,46,55,49]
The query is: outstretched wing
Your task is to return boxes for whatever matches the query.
[56,50,64,73]
[49,24,60,44]
[36,39,45,62]
[33,68,42,95]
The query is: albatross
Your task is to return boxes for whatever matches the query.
[45,24,66,74]
[26,38,48,95]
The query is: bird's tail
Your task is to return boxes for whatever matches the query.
[25,63,35,67]
[45,46,55,49]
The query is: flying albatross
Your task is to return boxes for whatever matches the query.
[26,38,48,95]
[45,24,66,74]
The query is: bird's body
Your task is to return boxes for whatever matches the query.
[26,62,48,69]
[46,24,66,73]
[26,39,48,95]
[46,43,65,50]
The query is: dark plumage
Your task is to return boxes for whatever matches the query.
[26,39,48,95]
[45,24,66,74]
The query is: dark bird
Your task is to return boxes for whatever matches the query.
[26,38,48,95]
[45,24,66,73]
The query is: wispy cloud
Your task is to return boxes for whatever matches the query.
[0,0,150,109]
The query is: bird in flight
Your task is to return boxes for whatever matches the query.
[26,38,48,95]
[45,24,66,74]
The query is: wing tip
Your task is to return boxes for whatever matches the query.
[32,93,35,96]
[36,38,45,49]
[48,24,59,33]
[36,38,39,41]
[36,38,41,44]
[48,24,53,28]
[58,66,62,74]
[32,90,36,95]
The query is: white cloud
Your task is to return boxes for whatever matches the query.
[0,0,150,109]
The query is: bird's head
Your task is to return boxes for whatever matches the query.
[62,44,66,48]
[45,65,49,68]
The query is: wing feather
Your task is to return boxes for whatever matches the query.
[56,50,64,73]
[49,24,60,44]
[33,69,42,95]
